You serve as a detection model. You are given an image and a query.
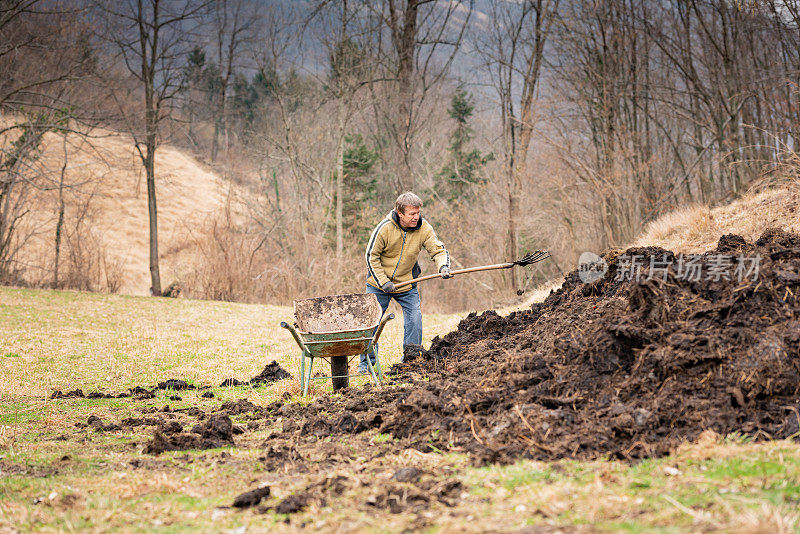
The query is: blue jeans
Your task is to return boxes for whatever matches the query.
[359,284,422,369]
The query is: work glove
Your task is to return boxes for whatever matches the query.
[381,281,396,293]
[440,266,453,279]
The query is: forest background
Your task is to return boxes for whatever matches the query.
[2,0,797,313]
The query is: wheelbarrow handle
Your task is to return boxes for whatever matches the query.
[280,321,309,354]
[371,312,395,346]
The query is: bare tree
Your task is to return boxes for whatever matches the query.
[306,0,374,258]
[52,124,69,289]
[0,0,96,282]
[209,0,257,161]
[364,0,473,190]
[103,0,207,295]
[478,0,559,292]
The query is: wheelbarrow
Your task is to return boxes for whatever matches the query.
[280,293,394,397]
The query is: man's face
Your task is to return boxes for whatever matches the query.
[397,205,420,229]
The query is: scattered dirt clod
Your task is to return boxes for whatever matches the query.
[156,379,195,391]
[274,493,311,514]
[391,467,422,483]
[232,486,271,508]
[219,361,292,388]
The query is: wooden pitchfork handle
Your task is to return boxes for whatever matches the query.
[393,262,515,290]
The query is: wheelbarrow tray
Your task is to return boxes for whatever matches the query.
[299,329,378,358]
[292,293,383,358]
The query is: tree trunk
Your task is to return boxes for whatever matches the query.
[335,101,345,259]
[145,104,162,296]
[506,166,520,291]
[0,180,12,271]
[388,0,420,190]
[53,135,68,289]
[211,116,221,161]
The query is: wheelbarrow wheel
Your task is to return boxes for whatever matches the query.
[330,356,349,390]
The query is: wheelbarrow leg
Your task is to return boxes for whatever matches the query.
[303,356,314,397]
[373,345,384,381]
[281,322,312,397]
[298,350,305,395]
[366,353,380,387]
[363,312,393,385]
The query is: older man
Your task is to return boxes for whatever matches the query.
[359,191,452,373]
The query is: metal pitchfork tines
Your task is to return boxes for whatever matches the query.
[512,250,551,267]
[393,250,552,290]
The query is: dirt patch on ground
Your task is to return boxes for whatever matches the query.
[233,486,271,508]
[144,414,236,454]
[274,229,800,464]
[243,465,465,517]
[51,389,136,400]
[155,379,196,391]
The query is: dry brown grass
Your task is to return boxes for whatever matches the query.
[635,182,800,253]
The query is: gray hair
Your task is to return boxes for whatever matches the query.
[395,191,422,214]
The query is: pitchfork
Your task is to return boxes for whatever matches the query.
[392,250,551,290]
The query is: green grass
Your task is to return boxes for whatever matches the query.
[373,433,393,444]
[1,286,800,532]
[459,446,800,531]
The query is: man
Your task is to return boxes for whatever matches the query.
[359,191,452,373]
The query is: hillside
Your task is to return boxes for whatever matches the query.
[518,179,800,308]
[4,122,231,295]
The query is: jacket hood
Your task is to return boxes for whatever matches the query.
[389,210,423,231]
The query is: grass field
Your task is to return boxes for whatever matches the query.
[1,286,799,533]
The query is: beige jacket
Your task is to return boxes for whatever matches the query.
[365,211,450,293]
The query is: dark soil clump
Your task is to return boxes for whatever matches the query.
[51,389,86,399]
[144,414,235,454]
[190,414,235,441]
[86,415,121,432]
[250,360,292,384]
[52,389,128,400]
[155,379,195,391]
[129,386,155,399]
[277,229,800,464]
[274,492,312,514]
[51,378,204,402]
[50,366,289,401]
[218,398,265,417]
[219,361,292,388]
[232,486,271,508]
[258,444,306,472]
[122,417,162,427]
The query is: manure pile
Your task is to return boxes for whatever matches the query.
[279,228,800,464]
